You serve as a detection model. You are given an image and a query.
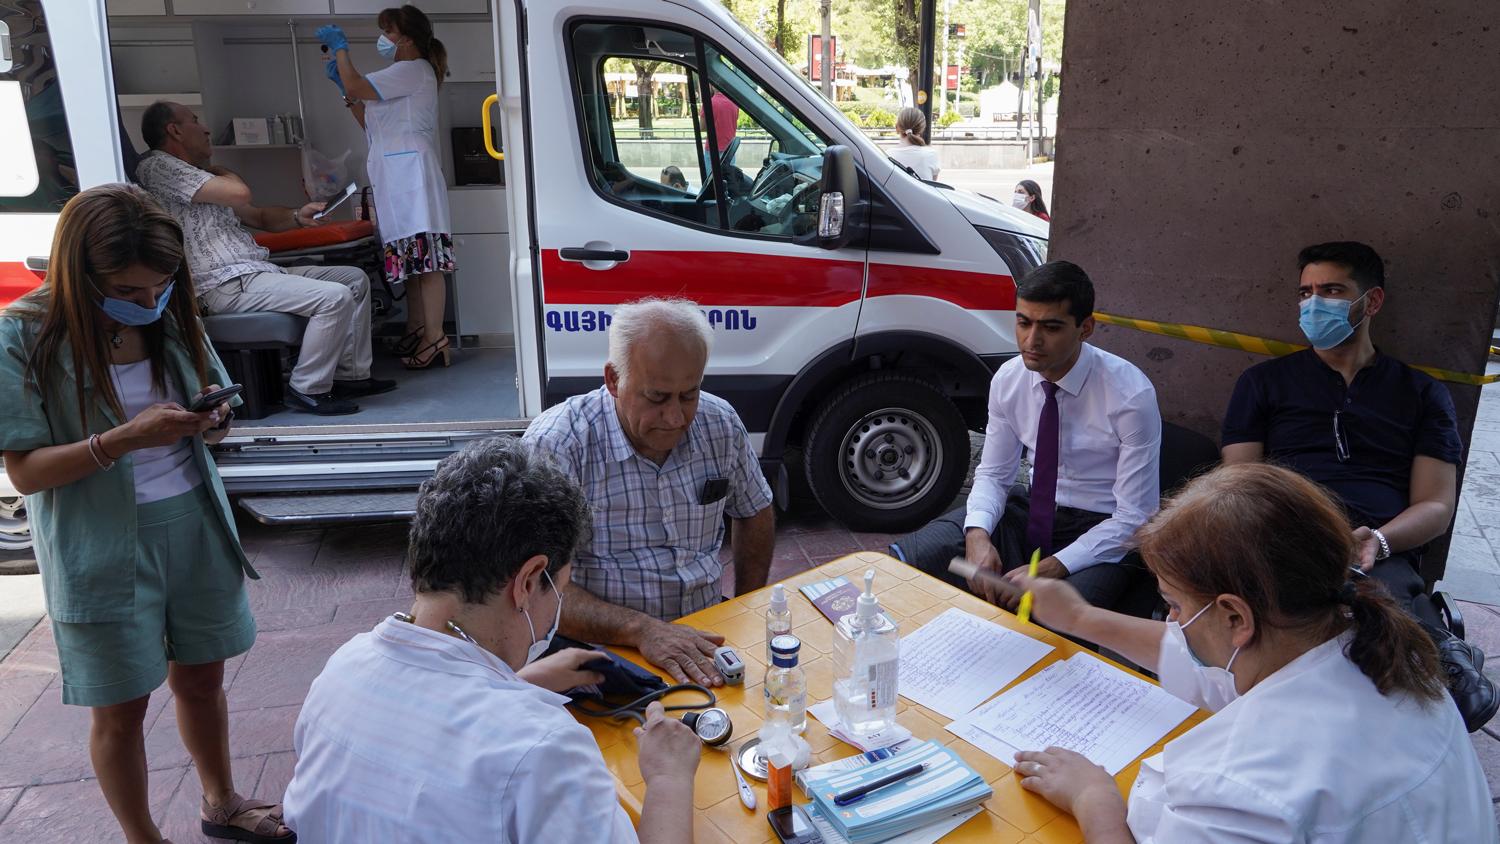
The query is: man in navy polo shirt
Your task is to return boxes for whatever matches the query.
[1221,241,1497,731]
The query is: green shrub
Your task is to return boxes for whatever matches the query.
[865,107,896,128]
[938,109,963,128]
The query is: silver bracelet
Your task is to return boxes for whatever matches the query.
[87,434,116,471]
[1370,527,1391,561]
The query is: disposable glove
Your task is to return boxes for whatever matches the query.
[315,24,349,53]
[325,59,347,96]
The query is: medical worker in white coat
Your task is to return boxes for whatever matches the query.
[318,5,453,370]
[1009,462,1495,844]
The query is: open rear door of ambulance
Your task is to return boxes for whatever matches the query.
[514,0,871,444]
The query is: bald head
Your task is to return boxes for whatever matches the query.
[604,299,714,463]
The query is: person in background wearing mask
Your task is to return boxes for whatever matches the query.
[887,107,941,181]
[891,261,1161,618]
[1009,463,1495,843]
[0,186,291,843]
[283,438,703,843]
[318,5,455,371]
[1220,241,1497,732]
[1013,179,1050,221]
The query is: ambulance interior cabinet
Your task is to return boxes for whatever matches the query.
[448,187,511,344]
[105,0,168,14]
[333,0,487,13]
[173,0,333,15]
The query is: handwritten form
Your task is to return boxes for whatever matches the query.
[945,652,1197,774]
[898,608,1055,719]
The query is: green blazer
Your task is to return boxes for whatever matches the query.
[0,304,256,623]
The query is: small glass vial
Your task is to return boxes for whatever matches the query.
[764,634,807,734]
[766,583,792,665]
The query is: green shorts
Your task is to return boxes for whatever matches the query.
[52,485,257,707]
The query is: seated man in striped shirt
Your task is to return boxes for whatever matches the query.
[524,298,776,686]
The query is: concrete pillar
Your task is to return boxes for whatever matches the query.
[1052,3,1500,573]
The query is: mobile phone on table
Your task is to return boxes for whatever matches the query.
[313,182,358,220]
[188,384,243,412]
[767,805,823,844]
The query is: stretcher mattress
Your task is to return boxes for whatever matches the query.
[253,220,376,254]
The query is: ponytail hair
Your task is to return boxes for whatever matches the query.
[1342,574,1445,700]
[1138,463,1445,702]
[895,107,928,145]
[379,5,448,87]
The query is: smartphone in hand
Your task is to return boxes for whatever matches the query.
[188,384,243,413]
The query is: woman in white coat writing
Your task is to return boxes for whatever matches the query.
[1012,462,1495,844]
[319,5,454,370]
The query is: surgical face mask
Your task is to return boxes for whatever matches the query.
[98,280,175,326]
[1012,191,1030,209]
[376,34,398,59]
[522,569,562,666]
[1298,291,1368,350]
[1157,601,1241,712]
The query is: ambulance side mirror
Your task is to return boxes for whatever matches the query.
[816,145,858,250]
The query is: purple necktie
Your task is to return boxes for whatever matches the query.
[1026,380,1060,557]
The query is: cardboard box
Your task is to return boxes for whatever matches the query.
[232,118,270,145]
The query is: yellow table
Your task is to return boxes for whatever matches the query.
[586,552,1208,844]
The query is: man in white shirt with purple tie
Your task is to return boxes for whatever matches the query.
[892,261,1163,612]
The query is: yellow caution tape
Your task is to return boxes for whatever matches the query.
[1093,311,1500,386]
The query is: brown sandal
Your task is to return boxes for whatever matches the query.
[200,792,297,843]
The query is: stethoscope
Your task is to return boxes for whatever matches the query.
[569,684,735,747]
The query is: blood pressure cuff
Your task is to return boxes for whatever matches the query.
[543,634,668,702]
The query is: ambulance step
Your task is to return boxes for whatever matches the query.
[237,491,417,526]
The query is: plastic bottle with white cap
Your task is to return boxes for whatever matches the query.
[832,568,900,739]
[765,583,792,665]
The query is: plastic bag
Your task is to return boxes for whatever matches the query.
[302,146,352,200]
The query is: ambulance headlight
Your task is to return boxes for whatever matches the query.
[977,227,1048,278]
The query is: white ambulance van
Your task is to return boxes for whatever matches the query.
[0,0,1047,560]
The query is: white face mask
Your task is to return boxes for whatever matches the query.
[1012,191,1030,209]
[522,569,563,666]
[1157,601,1241,712]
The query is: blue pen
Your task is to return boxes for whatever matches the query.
[832,762,927,806]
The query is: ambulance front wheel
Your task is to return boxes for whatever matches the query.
[0,495,37,576]
[804,372,969,533]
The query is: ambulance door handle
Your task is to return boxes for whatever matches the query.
[560,247,630,263]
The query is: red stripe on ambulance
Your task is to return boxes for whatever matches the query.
[0,261,45,310]
[541,250,861,307]
[865,264,1016,311]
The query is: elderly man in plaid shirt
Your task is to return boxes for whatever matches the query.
[524,298,776,686]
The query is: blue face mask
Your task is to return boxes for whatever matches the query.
[376,34,398,59]
[98,280,175,326]
[1298,291,1368,350]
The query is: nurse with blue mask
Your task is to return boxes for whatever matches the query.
[1001,463,1495,844]
[318,4,455,371]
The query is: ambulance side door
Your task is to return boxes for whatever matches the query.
[524,3,868,428]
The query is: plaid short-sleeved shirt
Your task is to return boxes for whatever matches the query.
[523,386,773,621]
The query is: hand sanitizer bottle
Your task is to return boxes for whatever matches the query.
[833,569,900,740]
[766,583,792,665]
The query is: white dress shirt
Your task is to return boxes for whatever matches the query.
[283,617,638,844]
[1129,633,1496,843]
[964,343,1161,572]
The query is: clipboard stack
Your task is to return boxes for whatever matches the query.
[800,740,991,843]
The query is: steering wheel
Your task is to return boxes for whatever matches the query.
[694,137,745,204]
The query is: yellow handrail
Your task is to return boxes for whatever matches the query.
[481,94,504,161]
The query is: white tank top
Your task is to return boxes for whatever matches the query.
[108,359,203,504]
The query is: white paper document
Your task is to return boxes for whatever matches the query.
[806,804,981,844]
[808,700,913,751]
[898,607,1055,719]
[945,652,1197,774]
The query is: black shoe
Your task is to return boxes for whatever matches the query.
[1436,633,1499,732]
[332,377,398,399]
[285,386,360,416]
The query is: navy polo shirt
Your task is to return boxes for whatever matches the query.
[1222,349,1462,526]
